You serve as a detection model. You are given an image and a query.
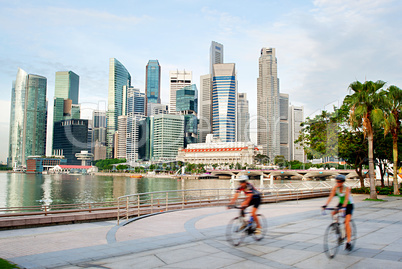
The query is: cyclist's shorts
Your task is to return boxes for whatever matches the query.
[249,195,261,208]
[338,203,354,215]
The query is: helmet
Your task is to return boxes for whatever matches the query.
[238,174,249,183]
[335,174,346,182]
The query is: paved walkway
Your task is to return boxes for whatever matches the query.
[0,194,401,269]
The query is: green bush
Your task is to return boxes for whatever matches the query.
[351,186,402,195]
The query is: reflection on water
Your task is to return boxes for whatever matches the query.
[0,173,301,209]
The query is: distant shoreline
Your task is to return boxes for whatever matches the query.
[94,172,176,178]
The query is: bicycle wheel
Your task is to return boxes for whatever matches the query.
[349,220,357,250]
[226,217,247,246]
[324,223,341,259]
[252,213,267,241]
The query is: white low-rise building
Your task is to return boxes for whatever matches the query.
[177,134,262,165]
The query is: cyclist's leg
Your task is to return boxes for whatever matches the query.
[344,204,353,242]
[250,196,261,228]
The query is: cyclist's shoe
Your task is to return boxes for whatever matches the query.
[345,242,352,251]
[254,228,262,235]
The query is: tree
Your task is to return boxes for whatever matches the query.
[381,85,402,195]
[344,80,386,199]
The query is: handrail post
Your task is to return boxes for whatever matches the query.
[182,190,185,209]
[166,192,168,211]
[44,205,47,216]
[151,193,153,214]
[89,203,92,213]
[126,197,129,220]
[117,198,120,225]
[137,195,140,217]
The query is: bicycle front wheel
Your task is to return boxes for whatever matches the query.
[252,213,267,241]
[226,217,247,246]
[324,223,341,259]
[349,220,357,250]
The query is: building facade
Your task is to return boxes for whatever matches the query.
[279,93,289,160]
[54,71,79,104]
[8,68,47,168]
[145,60,161,114]
[176,84,198,147]
[169,70,192,114]
[147,103,169,116]
[257,47,280,161]
[92,110,107,160]
[290,105,305,162]
[53,119,89,165]
[117,115,127,159]
[212,63,237,142]
[107,58,131,158]
[199,74,212,143]
[177,135,262,166]
[237,92,250,142]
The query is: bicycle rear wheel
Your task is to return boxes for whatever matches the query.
[226,217,247,246]
[324,223,341,259]
[252,213,267,241]
[349,220,357,250]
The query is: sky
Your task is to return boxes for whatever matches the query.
[1,0,402,162]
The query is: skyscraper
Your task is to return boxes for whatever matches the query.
[169,70,192,114]
[279,93,289,160]
[257,47,280,160]
[127,87,145,116]
[107,58,131,158]
[199,74,213,143]
[8,68,47,168]
[92,110,107,160]
[210,41,224,74]
[117,115,127,159]
[53,119,88,165]
[289,105,305,162]
[212,63,237,142]
[145,60,161,114]
[237,93,250,142]
[54,71,79,104]
[176,84,198,146]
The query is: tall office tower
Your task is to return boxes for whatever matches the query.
[127,87,145,116]
[107,58,131,158]
[54,71,79,104]
[176,84,198,146]
[279,93,289,160]
[151,114,184,161]
[169,70,192,114]
[237,93,250,142]
[53,119,88,165]
[289,105,305,162]
[8,68,47,168]
[117,115,127,159]
[53,71,80,123]
[257,47,280,161]
[145,60,161,115]
[199,74,212,143]
[212,63,237,142]
[210,41,224,74]
[147,103,169,116]
[126,114,145,163]
[92,110,107,160]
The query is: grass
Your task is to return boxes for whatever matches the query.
[0,258,19,269]
[388,194,402,197]
[364,198,385,201]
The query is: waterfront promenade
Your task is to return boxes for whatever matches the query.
[0,195,401,268]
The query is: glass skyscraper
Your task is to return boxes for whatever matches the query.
[212,63,237,142]
[176,84,198,146]
[107,58,131,158]
[54,71,79,104]
[145,60,161,109]
[8,68,47,168]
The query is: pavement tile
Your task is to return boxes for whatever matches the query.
[261,248,318,266]
[293,252,363,269]
[373,250,402,261]
[349,257,402,269]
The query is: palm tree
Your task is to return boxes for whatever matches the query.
[344,80,386,199]
[381,85,402,195]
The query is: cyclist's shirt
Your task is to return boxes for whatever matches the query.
[237,183,261,198]
[335,186,354,205]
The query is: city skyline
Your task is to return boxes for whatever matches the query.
[1,1,402,161]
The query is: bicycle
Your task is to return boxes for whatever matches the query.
[226,206,267,246]
[322,207,357,259]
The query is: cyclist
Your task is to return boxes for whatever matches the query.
[228,175,262,235]
[322,174,354,251]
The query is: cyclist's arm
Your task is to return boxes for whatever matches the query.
[324,186,336,206]
[240,193,253,208]
[229,192,240,205]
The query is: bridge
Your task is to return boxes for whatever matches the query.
[205,169,365,181]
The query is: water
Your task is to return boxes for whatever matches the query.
[0,172,237,208]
